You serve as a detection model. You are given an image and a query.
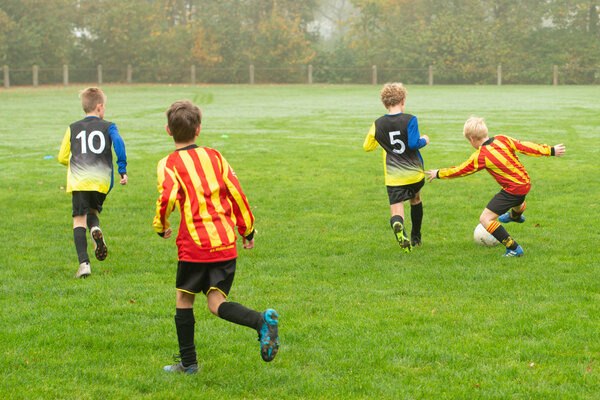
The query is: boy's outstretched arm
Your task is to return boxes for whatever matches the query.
[553,143,566,157]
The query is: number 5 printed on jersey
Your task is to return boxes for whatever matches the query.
[389,131,405,154]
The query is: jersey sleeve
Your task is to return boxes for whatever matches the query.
[153,157,178,234]
[220,154,254,238]
[438,150,484,179]
[58,127,71,166]
[363,123,379,152]
[504,136,552,157]
[109,123,127,174]
[407,116,427,150]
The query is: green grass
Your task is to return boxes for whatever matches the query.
[1,84,599,399]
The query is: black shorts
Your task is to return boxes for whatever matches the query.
[72,191,106,217]
[386,179,425,205]
[486,190,526,215]
[176,259,236,296]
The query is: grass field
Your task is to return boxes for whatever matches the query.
[1,84,599,399]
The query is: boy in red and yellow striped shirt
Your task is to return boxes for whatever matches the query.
[426,117,565,257]
[154,100,279,373]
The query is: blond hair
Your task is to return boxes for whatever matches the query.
[166,100,202,143]
[380,83,407,108]
[463,117,488,141]
[79,87,106,113]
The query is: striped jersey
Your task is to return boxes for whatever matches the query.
[438,135,553,195]
[153,144,254,262]
[364,113,427,186]
[58,116,127,194]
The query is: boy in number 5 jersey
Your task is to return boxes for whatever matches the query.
[364,83,430,253]
[58,87,128,278]
[154,100,279,374]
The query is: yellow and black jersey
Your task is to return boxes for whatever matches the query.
[438,135,553,195]
[153,145,254,263]
[364,113,428,186]
[58,116,127,194]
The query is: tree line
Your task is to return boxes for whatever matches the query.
[1,0,598,84]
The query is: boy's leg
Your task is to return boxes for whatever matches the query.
[209,291,279,362]
[480,209,523,256]
[390,202,411,252]
[209,290,262,329]
[87,209,107,261]
[73,215,91,278]
[510,202,526,221]
[499,201,526,223]
[409,190,423,246]
[164,290,198,373]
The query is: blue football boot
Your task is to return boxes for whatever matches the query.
[498,212,525,224]
[503,245,524,257]
[258,309,279,362]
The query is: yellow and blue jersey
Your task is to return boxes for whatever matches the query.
[364,113,427,186]
[58,116,127,194]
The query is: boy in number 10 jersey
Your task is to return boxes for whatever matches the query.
[364,83,430,252]
[58,87,128,278]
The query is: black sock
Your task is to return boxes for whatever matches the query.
[509,209,523,221]
[410,202,423,238]
[488,224,519,250]
[218,302,263,331]
[73,227,89,264]
[175,308,197,367]
[87,214,99,230]
[390,215,404,228]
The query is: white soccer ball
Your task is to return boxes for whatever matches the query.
[473,223,500,246]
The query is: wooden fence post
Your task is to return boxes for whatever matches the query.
[127,65,132,84]
[372,65,377,85]
[63,64,69,86]
[553,65,558,86]
[497,65,502,86]
[98,65,103,85]
[308,64,313,85]
[3,65,8,88]
[191,65,196,85]
[429,65,433,86]
[249,64,254,85]
[33,65,39,88]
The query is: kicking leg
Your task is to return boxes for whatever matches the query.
[480,208,523,257]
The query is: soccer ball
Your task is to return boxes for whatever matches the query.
[473,223,499,246]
